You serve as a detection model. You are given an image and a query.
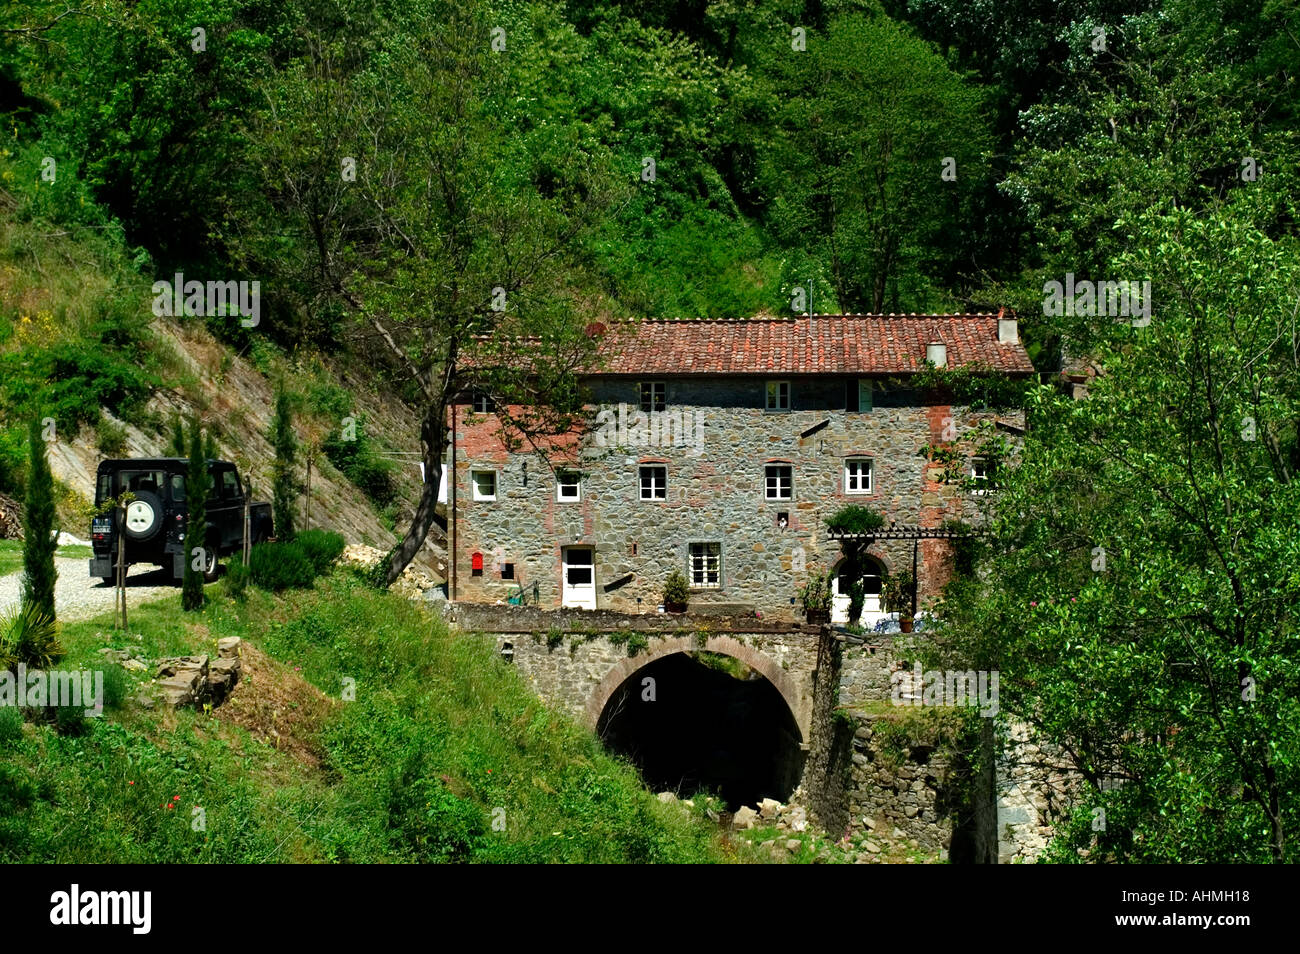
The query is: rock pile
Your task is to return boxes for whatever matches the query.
[0,492,22,541]
[101,637,244,710]
[339,544,442,600]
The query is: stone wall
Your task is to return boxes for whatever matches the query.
[450,376,1020,620]
[450,604,820,741]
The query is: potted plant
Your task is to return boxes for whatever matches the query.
[799,571,833,624]
[663,568,690,614]
[883,569,916,632]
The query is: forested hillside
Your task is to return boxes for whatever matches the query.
[3,0,1299,863]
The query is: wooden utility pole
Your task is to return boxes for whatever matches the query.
[243,476,252,563]
[115,502,127,630]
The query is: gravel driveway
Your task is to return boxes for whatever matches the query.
[0,557,179,621]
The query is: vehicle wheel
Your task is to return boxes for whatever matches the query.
[122,491,164,542]
[202,544,220,583]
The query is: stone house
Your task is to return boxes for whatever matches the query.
[446,314,1033,623]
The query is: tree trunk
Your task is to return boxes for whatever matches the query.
[381,398,449,587]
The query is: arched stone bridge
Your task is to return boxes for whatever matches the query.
[446,604,893,747]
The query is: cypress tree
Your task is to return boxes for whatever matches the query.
[270,386,298,541]
[21,417,57,622]
[169,414,186,457]
[181,418,210,611]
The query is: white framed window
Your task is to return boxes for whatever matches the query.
[845,458,874,495]
[472,392,496,413]
[471,470,497,501]
[689,542,721,588]
[556,471,582,502]
[639,465,667,500]
[765,379,790,411]
[970,457,996,493]
[764,464,793,500]
[639,381,666,413]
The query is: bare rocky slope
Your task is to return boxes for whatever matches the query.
[44,317,446,579]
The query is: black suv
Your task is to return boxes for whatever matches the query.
[90,458,273,584]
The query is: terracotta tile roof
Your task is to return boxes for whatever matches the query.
[587,314,1034,375]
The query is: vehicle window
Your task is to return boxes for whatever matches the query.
[96,474,112,505]
[220,469,242,499]
[170,474,186,502]
[117,471,166,496]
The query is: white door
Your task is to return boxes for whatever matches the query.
[831,561,885,627]
[561,547,596,609]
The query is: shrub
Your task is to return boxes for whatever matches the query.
[323,422,398,507]
[295,529,345,576]
[0,603,63,671]
[826,505,885,535]
[248,541,315,591]
[663,568,689,606]
[100,665,128,711]
[94,415,128,456]
[222,553,252,601]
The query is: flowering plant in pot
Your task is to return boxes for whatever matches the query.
[883,569,916,632]
[799,571,833,624]
[663,568,690,613]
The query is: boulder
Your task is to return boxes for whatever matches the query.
[206,656,242,702]
[217,637,242,659]
[731,805,759,830]
[758,797,782,819]
[154,655,209,709]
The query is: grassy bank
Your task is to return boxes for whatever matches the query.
[0,572,747,863]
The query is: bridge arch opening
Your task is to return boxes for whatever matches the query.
[594,650,806,811]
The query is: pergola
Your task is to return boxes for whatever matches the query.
[825,525,984,611]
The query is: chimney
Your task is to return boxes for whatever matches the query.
[998,316,1018,344]
[926,342,947,368]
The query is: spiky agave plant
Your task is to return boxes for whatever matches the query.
[0,602,63,672]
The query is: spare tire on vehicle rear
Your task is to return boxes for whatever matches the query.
[123,491,164,541]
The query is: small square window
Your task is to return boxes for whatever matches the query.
[777,511,789,528]
[471,470,497,501]
[472,392,496,414]
[971,457,997,493]
[689,542,721,588]
[639,381,666,413]
[639,465,667,500]
[765,464,792,500]
[501,563,515,580]
[845,458,873,495]
[557,471,582,502]
[765,380,790,411]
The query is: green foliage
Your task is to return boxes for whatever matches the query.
[94,415,128,456]
[0,602,64,671]
[934,195,1300,862]
[798,570,833,614]
[21,418,56,622]
[0,424,25,495]
[662,568,689,605]
[270,385,299,540]
[0,706,22,746]
[181,419,210,612]
[294,530,345,576]
[882,569,916,618]
[222,553,251,602]
[321,422,397,508]
[826,505,885,535]
[247,541,315,591]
